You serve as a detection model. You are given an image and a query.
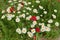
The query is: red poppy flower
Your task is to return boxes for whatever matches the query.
[35,27,40,33]
[30,16,37,21]
[10,7,15,12]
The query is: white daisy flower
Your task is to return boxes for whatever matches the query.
[15,17,20,22]
[23,10,26,12]
[17,6,21,10]
[28,2,31,4]
[39,5,43,9]
[48,19,53,23]
[54,9,57,13]
[45,27,51,32]
[26,15,32,20]
[13,0,17,1]
[16,28,21,34]
[26,12,29,15]
[18,3,23,7]
[6,14,15,20]
[55,22,59,27]
[36,0,40,3]
[36,16,40,20]
[27,32,33,38]
[13,11,16,13]
[8,0,12,3]
[26,7,31,10]
[43,9,45,10]
[23,1,28,6]
[21,14,25,18]
[47,24,51,27]
[40,15,43,17]
[18,0,22,2]
[33,21,37,25]
[41,24,46,32]
[52,14,56,19]
[6,7,11,13]
[41,28,46,32]
[2,10,5,13]
[7,17,12,20]
[32,5,34,7]
[17,11,21,14]
[1,15,5,19]
[41,24,51,32]
[31,24,35,28]
[22,28,27,34]
[33,9,38,13]
[43,11,47,14]
[39,23,42,26]
[31,29,36,33]
[6,14,15,18]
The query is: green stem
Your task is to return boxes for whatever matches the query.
[36,33,39,40]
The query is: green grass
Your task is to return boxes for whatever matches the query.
[0,0,60,40]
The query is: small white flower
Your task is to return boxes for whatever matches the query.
[18,0,22,2]
[36,0,40,3]
[52,14,56,19]
[41,24,46,32]
[36,16,40,20]
[41,24,51,32]
[26,15,32,20]
[13,0,17,1]
[19,14,25,18]
[6,14,15,20]
[13,11,16,13]
[17,11,21,14]
[39,23,42,26]
[28,2,31,4]
[33,9,38,13]
[55,22,59,27]
[39,5,43,9]
[8,0,12,3]
[7,7,11,13]
[26,12,29,15]
[47,24,51,27]
[23,1,28,6]
[41,28,46,32]
[33,21,37,25]
[27,32,33,37]
[48,19,53,23]
[54,9,57,13]
[2,10,5,13]
[31,24,35,28]
[32,5,34,7]
[43,9,45,10]
[16,17,20,22]
[40,15,43,17]
[17,6,21,10]
[31,29,36,33]
[1,15,5,19]
[45,27,51,32]
[22,28,27,34]
[44,11,47,14]
[23,10,26,12]
[21,14,25,18]
[7,17,12,20]
[16,28,21,34]
[26,7,31,11]
[6,14,15,18]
